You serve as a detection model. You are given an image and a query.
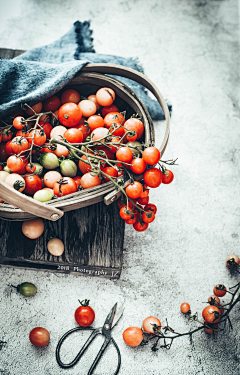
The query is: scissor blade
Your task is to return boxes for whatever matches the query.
[111,308,124,328]
[104,303,118,327]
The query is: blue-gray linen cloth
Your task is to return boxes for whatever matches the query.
[0,21,171,120]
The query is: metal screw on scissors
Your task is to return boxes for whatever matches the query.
[56,303,124,375]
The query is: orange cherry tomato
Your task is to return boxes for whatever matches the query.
[208,295,221,306]
[102,104,119,117]
[124,118,144,140]
[22,218,44,239]
[73,176,82,188]
[104,112,125,129]
[13,116,26,130]
[180,302,191,314]
[58,103,82,127]
[226,254,240,269]
[78,155,92,174]
[142,147,161,165]
[53,177,77,197]
[87,115,104,132]
[29,129,47,147]
[38,121,53,140]
[7,155,25,173]
[73,120,91,142]
[64,128,83,143]
[123,327,144,347]
[11,136,29,154]
[61,89,81,105]
[43,95,61,112]
[130,158,146,174]
[96,87,115,106]
[116,147,133,164]
[202,305,221,323]
[102,167,118,182]
[142,316,161,334]
[26,163,36,173]
[126,181,143,199]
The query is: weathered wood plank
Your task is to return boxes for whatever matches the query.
[0,48,125,279]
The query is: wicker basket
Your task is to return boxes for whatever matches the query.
[0,63,170,221]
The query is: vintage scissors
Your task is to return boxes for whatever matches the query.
[56,303,123,375]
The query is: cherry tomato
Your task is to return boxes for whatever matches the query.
[202,305,221,323]
[73,120,91,142]
[204,323,218,334]
[78,154,92,174]
[144,203,157,214]
[61,89,81,105]
[74,300,95,327]
[29,129,47,147]
[22,218,44,239]
[226,254,240,269]
[104,112,125,129]
[0,143,9,161]
[2,129,13,142]
[54,144,70,158]
[142,316,161,334]
[88,94,101,109]
[78,100,97,117]
[64,128,83,143]
[96,87,115,106]
[43,95,61,112]
[116,147,133,164]
[5,173,25,192]
[137,196,149,205]
[58,103,82,127]
[50,125,67,140]
[124,118,144,140]
[38,121,53,139]
[43,171,62,188]
[53,177,77,197]
[91,127,109,143]
[213,284,227,297]
[73,176,82,188]
[87,115,104,132]
[102,167,118,182]
[122,327,144,347]
[80,173,102,189]
[29,327,50,347]
[142,147,161,165]
[24,175,42,195]
[26,163,36,173]
[117,197,133,210]
[119,206,134,220]
[143,168,162,188]
[126,181,143,199]
[15,128,29,138]
[139,187,149,198]
[102,104,119,117]
[162,170,174,184]
[7,155,25,173]
[25,102,43,115]
[142,211,155,223]
[13,116,26,130]
[180,302,191,314]
[208,295,220,306]
[133,220,148,232]
[107,137,122,153]
[11,136,29,154]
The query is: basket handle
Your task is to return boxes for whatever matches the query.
[81,63,170,155]
[0,179,64,221]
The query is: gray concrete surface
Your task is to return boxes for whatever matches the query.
[0,0,240,374]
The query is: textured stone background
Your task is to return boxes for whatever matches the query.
[0,0,240,374]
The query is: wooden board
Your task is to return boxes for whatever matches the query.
[0,48,125,279]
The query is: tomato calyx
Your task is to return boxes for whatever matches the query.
[13,180,25,191]
[57,178,69,195]
[79,299,90,307]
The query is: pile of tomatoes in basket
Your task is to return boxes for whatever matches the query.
[0,86,174,232]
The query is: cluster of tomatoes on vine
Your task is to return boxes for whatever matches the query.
[122,254,240,349]
[0,85,175,233]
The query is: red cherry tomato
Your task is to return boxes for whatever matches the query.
[61,89,81,105]
[24,175,42,195]
[213,284,227,297]
[13,116,26,130]
[29,327,50,347]
[133,220,148,232]
[119,206,134,220]
[180,302,191,314]
[125,181,143,199]
[144,203,157,214]
[102,104,119,117]
[162,170,174,184]
[43,95,61,112]
[102,167,118,182]
[226,254,240,269]
[87,115,104,132]
[2,129,13,142]
[123,118,144,140]
[64,128,83,143]
[143,168,162,188]
[74,300,95,327]
[116,147,133,164]
[29,129,47,147]
[142,211,155,223]
[38,121,53,140]
[104,112,125,129]
[122,327,144,347]
[11,136,29,154]
[204,324,218,334]
[53,177,77,197]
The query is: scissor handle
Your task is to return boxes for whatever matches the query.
[56,326,97,369]
[88,336,121,375]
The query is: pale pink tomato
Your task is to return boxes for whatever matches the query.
[54,144,69,158]
[91,127,109,142]
[78,100,97,117]
[50,125,67,140]
[5,173,25,192]
[43,171,62,188]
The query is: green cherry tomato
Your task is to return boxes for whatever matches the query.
[60,159,77,177]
